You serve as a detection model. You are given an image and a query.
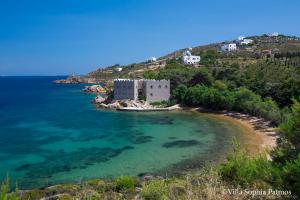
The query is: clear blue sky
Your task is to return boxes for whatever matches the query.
[0,0,299,75]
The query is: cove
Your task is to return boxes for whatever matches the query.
[0,76,245,189]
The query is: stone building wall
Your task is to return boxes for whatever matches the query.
[113,79,170,102]
[113,79,138,100]
[144,80,170,102]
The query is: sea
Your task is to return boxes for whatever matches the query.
[0,76,243,189]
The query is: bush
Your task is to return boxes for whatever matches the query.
[219,143,282,188]
[213,80,228,91]
[279,98,300,147]
[0,177,20,200]
[282,153,300,197]
[143,71,158,79]
[114,176,135,192]
[141,180,169,200]
[188,68,214,86]
[172,84,188,103]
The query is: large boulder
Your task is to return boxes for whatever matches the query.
[93,95,107,104]
[83,85,106,93]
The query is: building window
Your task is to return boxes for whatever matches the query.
[158,85,161,88]
[150,93,153,96]
[150,85,153,89]
[165,85,168,88]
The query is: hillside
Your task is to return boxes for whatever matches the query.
[86,34,300,80]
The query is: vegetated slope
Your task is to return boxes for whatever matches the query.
[86,34,300,80]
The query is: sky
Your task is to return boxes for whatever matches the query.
[0,0,299,76]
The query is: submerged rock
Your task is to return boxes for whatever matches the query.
[162,140,201,148]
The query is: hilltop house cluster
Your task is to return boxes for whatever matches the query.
[113,79,170,102]
[221,36,254,52]
[221,33,281,52]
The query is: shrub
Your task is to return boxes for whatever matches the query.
[188,68,214,86]
[279,98,300,147]
[141,180,169,200]
[282,153,300,197]
[114,176,135,192]
[0,177,20,200]
[143,71,158,79]
[213,80,228,91]
[172,84,188,103]
[219,142,282,188]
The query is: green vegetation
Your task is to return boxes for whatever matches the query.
[114,176,135,192]
[141,180,169,200]
[2,34,300,199]
[219,142,282,189]
[0,178,19,200]
[172,84,281,123]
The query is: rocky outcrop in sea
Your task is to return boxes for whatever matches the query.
[93,96,155,110]
[83,85,106,93]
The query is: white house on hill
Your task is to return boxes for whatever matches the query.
[238,36,245,41]
[221,43,237,52]
[182,50,200,65]
[114,67,123,72]
[271,32,279,37]
[239,38,254,45]
[147,57,157,62]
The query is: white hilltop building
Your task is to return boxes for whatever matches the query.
[147,57,157,62]
[182,49,200,65]
[271,32,279,37]
[237,36,253,45]
[114,67,123,72]
[238,36,245,41]
[221,43,237,52]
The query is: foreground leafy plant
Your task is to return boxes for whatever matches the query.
[114,176,135,192]
[141,180,169,200]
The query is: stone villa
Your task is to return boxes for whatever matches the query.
[113,79,170,102]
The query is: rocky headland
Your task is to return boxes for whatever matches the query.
[53,75,105,84]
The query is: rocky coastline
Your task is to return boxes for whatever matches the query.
[82,85,107,93]
[92,95,180,111]
[53,75,106,84]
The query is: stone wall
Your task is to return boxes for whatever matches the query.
[113,79,170,102]
[144,80,170,102]
[113,79,138,100]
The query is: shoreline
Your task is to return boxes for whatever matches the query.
[187,107,278,157]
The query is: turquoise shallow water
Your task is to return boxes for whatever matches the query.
[0,76,242,189]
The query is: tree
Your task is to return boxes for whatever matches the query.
[188,68,214,86]
[143,71,157,79]
[279,98,300,148]
[172,84,188,103]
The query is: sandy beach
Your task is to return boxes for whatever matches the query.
[185,107,279,157]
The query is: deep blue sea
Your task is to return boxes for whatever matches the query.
[0,76,243,189]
